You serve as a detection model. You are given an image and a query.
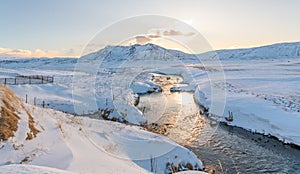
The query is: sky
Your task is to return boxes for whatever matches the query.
[1,0,300,58]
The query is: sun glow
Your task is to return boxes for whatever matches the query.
[183,19,193,26]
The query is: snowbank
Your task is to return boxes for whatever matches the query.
[193,58,300,145]
[0,164,76,174]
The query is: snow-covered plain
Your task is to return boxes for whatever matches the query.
[196,49,300,145]
[0,42,299,161]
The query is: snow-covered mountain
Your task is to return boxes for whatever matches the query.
[80,41,300,66]
[206,42,300,60]
[81,42,300,62]
[1,42,300,68]
[76,43,200,73]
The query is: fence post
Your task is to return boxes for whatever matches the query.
[42,101,45,108]
[14,78,16,85]
[25,94,28,104]
[4,78,6,86]
[34,97,36,106]
[142,107,146,114]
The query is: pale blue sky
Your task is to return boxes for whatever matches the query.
[1,0,300,57]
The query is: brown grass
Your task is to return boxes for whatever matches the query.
[0,86,21,141]
[0,85,40,141]
[19,156,30,164]
[25,110,40,140]
[166,162,202,173]
[144,124,168,135]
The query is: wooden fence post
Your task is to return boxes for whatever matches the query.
[142,107,146,114]
[4,78,6,86]
[25,94,28,104]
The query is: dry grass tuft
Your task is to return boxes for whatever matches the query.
[0,86,21,141]
[25,110,40,140]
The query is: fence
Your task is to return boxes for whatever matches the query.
[23,94,49,109]
[0,75,54,85]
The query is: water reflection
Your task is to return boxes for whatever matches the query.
[137,74,300,173]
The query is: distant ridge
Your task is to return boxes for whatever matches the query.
[84,41,300,60]
[1,41,300,61]
[204,41,300,60]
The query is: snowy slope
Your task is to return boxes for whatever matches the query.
[0,164,76,174]
[201,42,300,60]
[0,85,204,173]
[194,48,300,145]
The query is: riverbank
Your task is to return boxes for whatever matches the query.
[197,97,300,151]
[136,73,300,173]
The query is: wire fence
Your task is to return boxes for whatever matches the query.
[23,94,50,109]
[0,75,54,85]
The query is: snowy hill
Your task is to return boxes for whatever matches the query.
[202,42,300,60]
[76,43,199,73]
[81,42,300,62]
[0,86,39,142]
[0,85,204,173]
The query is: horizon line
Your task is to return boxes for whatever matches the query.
[1,40,300,59]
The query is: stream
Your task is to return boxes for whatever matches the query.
[137,74,300,173]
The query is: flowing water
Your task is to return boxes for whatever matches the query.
[137,74,300,174]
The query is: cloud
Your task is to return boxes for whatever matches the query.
[147,30,161,38]
[148,34,161,39]
[135,36,152,45]
[0,47,61,58]
[131,28,195,45]
[132,30,161,45]
[163,29,195,36]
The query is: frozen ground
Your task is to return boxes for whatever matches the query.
[0,42,299,147]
